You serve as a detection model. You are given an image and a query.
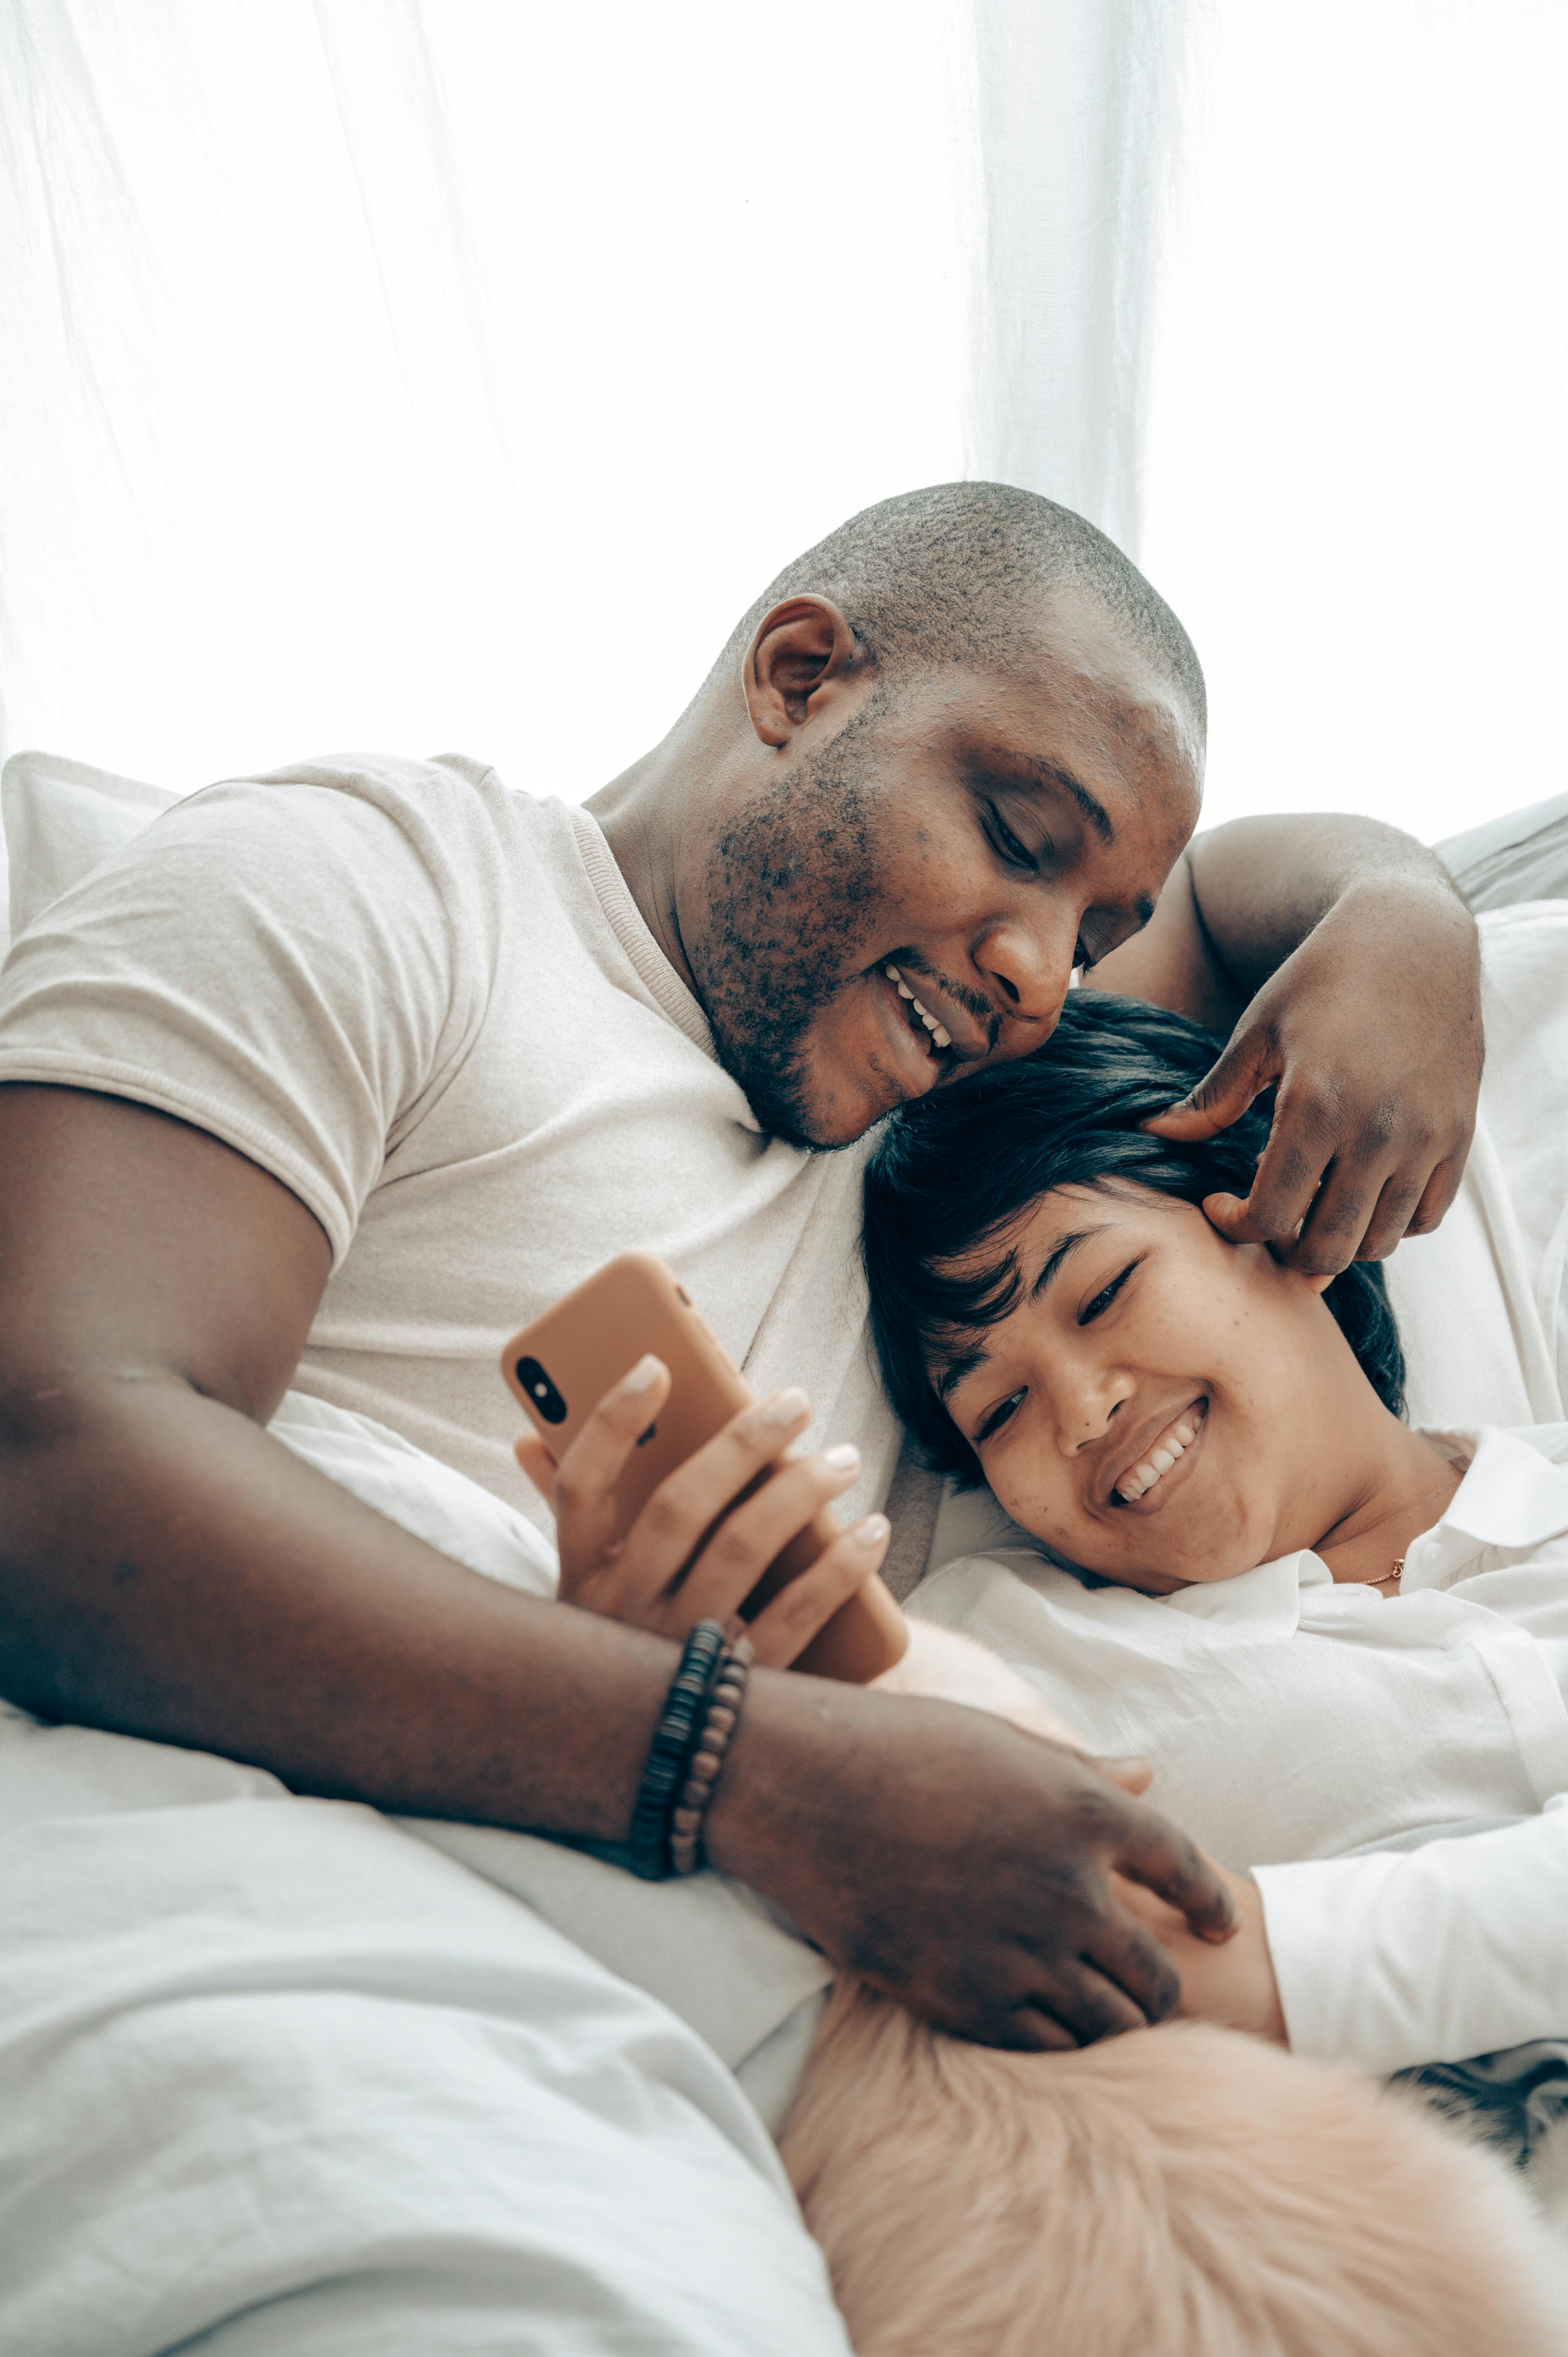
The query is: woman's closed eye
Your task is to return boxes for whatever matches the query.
[1079,1261,1138,1325]
[974,1389,1025,1446]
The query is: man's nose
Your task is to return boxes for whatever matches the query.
[974,914,1077,1036]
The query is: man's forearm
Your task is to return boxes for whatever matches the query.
[1185,812,1469,1002]
[0,1375,677,1840]
[0,1363,1247,2044]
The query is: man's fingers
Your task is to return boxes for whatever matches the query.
[1232,1090,1340,1252]
[1406,1149,1466,1238]
[1038,1958,1152,2044]
[1115,1815,1238,1944]
[1199,1189,1276,1247]
[1030,1738,1156,1799]
[741,1515,889,1666]
[1207,1101,1465,1271]
[1074,1913,1182,2029]
[1141,1027,1277,1144]
[1007,2007,1079,2054]
[1277,1155,1383,1277]
[1354,1169,1429,1264]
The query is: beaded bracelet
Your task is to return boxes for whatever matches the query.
[670,1634,753,1877]
[624,1618,727,1881]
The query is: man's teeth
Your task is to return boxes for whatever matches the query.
[1115,1410,1203,1502]
[885,966,952,1051]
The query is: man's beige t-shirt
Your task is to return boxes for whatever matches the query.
[0,753,899,1529]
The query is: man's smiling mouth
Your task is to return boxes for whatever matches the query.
[885,964,952,1052]
[868,963,992,1108]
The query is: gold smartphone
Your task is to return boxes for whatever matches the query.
[501,1249,907,1682]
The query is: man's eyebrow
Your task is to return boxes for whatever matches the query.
[1061,773,1115,846]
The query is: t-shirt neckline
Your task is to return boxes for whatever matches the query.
[568,805,716,1058]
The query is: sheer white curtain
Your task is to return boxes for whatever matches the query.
[0,0,979,797]
[960,0,1568,842]
[1134,2,1568,838]
[964,0,1188,561]
[3,0,1564,844]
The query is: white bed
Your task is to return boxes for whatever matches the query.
[2,752,1566,2354]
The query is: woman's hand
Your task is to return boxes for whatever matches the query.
[515,1354,889,1667]
[1113,1858,1287,2043]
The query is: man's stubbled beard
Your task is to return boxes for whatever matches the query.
[687,695,894,1149]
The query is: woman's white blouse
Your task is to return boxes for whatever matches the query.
[910,1424,1568,2073]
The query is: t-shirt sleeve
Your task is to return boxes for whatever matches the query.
[1253,1793,1568,2073]
[0,775,470,1264]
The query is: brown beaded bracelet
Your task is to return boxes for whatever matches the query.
[669,1634,754,1877]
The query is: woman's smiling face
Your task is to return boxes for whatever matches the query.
[935,1181,1368,1592]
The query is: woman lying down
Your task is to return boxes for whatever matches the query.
[861,987,1568,2086]
[518,989,1568,2356]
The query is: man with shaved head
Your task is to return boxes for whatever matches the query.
[0,482,1479,2046]
[614,482,1209,1149]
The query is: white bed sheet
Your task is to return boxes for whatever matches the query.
[0,1708,849,2357]
[0,1377,843,2356]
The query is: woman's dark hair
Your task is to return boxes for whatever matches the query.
[863,989,1405,1485]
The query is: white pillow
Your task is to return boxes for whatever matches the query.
[268,1387,560,1597]
[1,748,178,955]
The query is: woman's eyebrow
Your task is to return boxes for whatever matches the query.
[935,1343,989,1404]
[1030,1223,1119,1300]
[934,1222,1122,1404]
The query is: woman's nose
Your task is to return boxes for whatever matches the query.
[1051,1368,1134,1456]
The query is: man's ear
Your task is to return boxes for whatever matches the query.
[743,597,862,746]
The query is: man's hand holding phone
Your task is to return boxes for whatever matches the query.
[515,1354,890,1667]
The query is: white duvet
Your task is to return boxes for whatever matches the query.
[0,1380,850,2357]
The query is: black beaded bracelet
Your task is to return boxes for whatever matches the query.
[670,1634,752,1877]
[624,1619,728,1881]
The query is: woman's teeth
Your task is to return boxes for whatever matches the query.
[1115,1404,1205,1502]
[885,965,951,1051]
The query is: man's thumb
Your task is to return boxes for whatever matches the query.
[1141,1032,1272,1141]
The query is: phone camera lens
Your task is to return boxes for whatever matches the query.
[516,1356,567,1425]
